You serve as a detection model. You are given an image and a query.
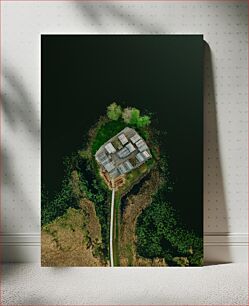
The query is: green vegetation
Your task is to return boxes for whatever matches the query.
[136,115,151,128]
[42,102,203,266]
[122,107,151,128]
[113,192,121,266]
[91,103,152,155]
[42,152,111,259]
[107,102,122,120]
[136,185,203,266]
[91,119,126,155]
[41,179,78,226]
[106,102,151,128]
[42,207,105,266]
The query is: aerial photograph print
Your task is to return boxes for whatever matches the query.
[41,35,204,267]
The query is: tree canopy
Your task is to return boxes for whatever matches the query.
[137,115,151,128]
[107,102,122,121]
[107,103,151,128]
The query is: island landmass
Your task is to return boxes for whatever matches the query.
[41,103,203,267]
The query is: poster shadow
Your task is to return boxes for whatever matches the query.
[203,42,231,265]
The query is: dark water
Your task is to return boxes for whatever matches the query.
[42,35,203,235]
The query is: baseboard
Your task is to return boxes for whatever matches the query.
[204,232,248,264]
[1,232,248,263]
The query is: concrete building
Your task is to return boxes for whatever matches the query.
[95,127,152,179]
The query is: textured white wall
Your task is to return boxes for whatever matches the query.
[1,1,248,262]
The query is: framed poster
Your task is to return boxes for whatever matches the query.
[41,35,203,267]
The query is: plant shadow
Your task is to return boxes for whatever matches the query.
[74,2,164,33]
[1,66,40,275]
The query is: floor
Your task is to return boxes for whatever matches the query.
[2,263,248,305]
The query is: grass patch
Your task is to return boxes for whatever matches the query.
[119,158,156,195]
[113,192,121,266]
[91,119,127,155]
[113,159,156,266]
[125,244,133,266]
[41,207,106,266]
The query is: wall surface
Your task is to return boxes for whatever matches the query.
[1,1,248,263]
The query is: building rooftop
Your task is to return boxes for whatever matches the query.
[95,127,151,179]
[118,133,128,145]
[105,143,116,154]
[130,133,141,144]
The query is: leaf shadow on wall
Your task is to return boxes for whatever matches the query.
[1,67,40,269]
[74,2,164,33]
[2,67,40,140]
[203,42,230,264]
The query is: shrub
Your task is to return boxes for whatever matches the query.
[137,115,151,128]
[136,186,203,266]
[107,102,122,120]
[122,106,151,128]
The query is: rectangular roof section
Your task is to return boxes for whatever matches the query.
[130,133,141,144]
[143,151,151,159]
[117,146,130,158]
[126,143,136,153]
[136,152,145,163]
[105,142,116,154]
[118,133,128,145]
[135,139,148,152]
[124,160,133,171]
[104,161,115,172]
